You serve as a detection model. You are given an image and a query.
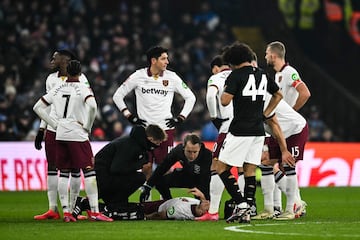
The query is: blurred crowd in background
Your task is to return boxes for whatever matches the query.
[0,0,357,142]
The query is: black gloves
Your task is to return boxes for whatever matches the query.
[127,114,146,127]
[211,118,229,131]
[139,184,152,202]
[165,115,184,128]
[34,129,45,150]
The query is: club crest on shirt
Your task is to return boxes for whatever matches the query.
[194,164,201,174]
[162,80,169,86]
[278,76,282,83]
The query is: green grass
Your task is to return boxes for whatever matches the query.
[1,187,360,240]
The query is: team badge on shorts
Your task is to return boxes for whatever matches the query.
[162,80,169,86]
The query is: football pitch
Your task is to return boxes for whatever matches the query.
[0,187,359,240]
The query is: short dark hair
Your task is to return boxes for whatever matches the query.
[183,133,202,146]
[58,49,77,60]
[223,42,254,66]
[67,60,82,76]
[145,124,167,142]
[146,46,168,64]
[210,55,224,69]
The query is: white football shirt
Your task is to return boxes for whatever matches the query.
[264,95,306,138]
[42,80,94,141]
[43,71,90,132]
[275,64,304,108]
[158,197,200,220]
[113,68,196,130]
[206,69,233,133]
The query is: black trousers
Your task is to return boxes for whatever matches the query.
[96,170,145,211]
[154,169,209,200]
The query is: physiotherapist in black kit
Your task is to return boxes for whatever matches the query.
[140,133,212,201]
[94,125,167,212]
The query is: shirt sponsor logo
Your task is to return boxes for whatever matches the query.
[141,87,168,96]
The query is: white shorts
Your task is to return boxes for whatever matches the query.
[218,133,264,167]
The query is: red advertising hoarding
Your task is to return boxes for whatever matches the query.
[0,142,359,191]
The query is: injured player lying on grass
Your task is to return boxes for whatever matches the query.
[72,188,210,220]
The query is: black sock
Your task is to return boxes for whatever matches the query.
[244,176,256,205]
[219,170,243,204]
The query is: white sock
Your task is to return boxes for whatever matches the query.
[58,172,70,213]
[237,172,244,196]
[296,187,302,203]
[47,171,58,211]
[260,174,275,212]
[84,171,99,213]
[285,174,298,212]
[209,174,224,214]
[274,171,286,210]
[273,186,282,210]
[69,171,81,211]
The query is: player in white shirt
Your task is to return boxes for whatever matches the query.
[144,188,209,220]
[265,41,310,218]
[252,95,307,220]
[196,55,232,221]
[265,41,311,111]
[33,60,112,222]
[113,46,196,183]
[33,50,90,220]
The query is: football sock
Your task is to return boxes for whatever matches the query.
[283,165,298,212]
[47,170,58,212]
[69,170,81,211]
[84,170,99,213]
[244,176,256,206]
[274,170,286,210]
[259,165,275,212]
[58,171,70,213]
[219,170,243,204]
[209,171,224,214]
[237,171,245,195]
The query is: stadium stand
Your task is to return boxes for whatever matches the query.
[0,0,359,141]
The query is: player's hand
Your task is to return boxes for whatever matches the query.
[34,129,45,150]
[281,150,296,167]
[139,184,152,202]
[165,115,184,128]
[127,114,146,127]
[211,118,229,131]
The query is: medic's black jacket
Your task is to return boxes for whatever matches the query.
[94,126,152,175]
[147,143,212,189]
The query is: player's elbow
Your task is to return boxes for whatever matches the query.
[188,93,196,104]
[220,96,230,106]
[86,97,97,110]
